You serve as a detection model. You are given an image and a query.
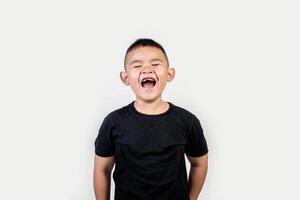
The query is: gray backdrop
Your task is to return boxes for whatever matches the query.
[0,0,299,199]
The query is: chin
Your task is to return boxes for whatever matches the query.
[137,94,161,102]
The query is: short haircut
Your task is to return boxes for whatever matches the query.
[124,38,169,69]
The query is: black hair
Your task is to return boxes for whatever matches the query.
[124,38,169,68]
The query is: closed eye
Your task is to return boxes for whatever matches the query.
[133,65,142,68]
[152,63,160,66]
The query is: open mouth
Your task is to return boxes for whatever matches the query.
[141,77,157,88]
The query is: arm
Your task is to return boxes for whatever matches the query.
[93,155,115,200]
[187,153,208,200]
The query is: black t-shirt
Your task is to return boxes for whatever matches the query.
[94,101,208,200]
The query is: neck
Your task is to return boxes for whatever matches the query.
[134,98,169,115]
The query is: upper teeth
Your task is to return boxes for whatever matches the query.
[142,78,155,82]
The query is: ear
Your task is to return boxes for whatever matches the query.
[167,67,175,82]
[120,71,129,85]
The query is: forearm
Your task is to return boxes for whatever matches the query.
[93,171,111,200]
[188,165,208,200]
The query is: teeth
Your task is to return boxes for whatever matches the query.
[141,77,156,87]
[142,78,155,82]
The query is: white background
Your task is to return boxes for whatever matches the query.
[0,0,299,199]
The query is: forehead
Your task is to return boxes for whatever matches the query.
[125,46,167,64]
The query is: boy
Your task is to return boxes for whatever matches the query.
[93,38,208,200]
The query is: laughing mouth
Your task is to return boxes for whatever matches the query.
[141,77,157,88]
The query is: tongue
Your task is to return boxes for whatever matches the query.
[143,82,154,88]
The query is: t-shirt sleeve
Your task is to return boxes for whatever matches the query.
[94,116,116,157]
[185,115,208,157]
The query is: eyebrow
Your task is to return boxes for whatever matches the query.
[129,58,163,66]
[129,60,143,65]
[150,58,163,63]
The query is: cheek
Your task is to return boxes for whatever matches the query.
[157,70,169,80]
[127,72,140,84]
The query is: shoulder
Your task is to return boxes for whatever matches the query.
[170,103,204,132]
[102,103,131,122]
[171,103,198,122]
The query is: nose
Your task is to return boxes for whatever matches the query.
[141,65,154,74]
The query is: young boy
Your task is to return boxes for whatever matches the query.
[93,38,208,200]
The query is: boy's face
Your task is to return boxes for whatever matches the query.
[120,46,175,103]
